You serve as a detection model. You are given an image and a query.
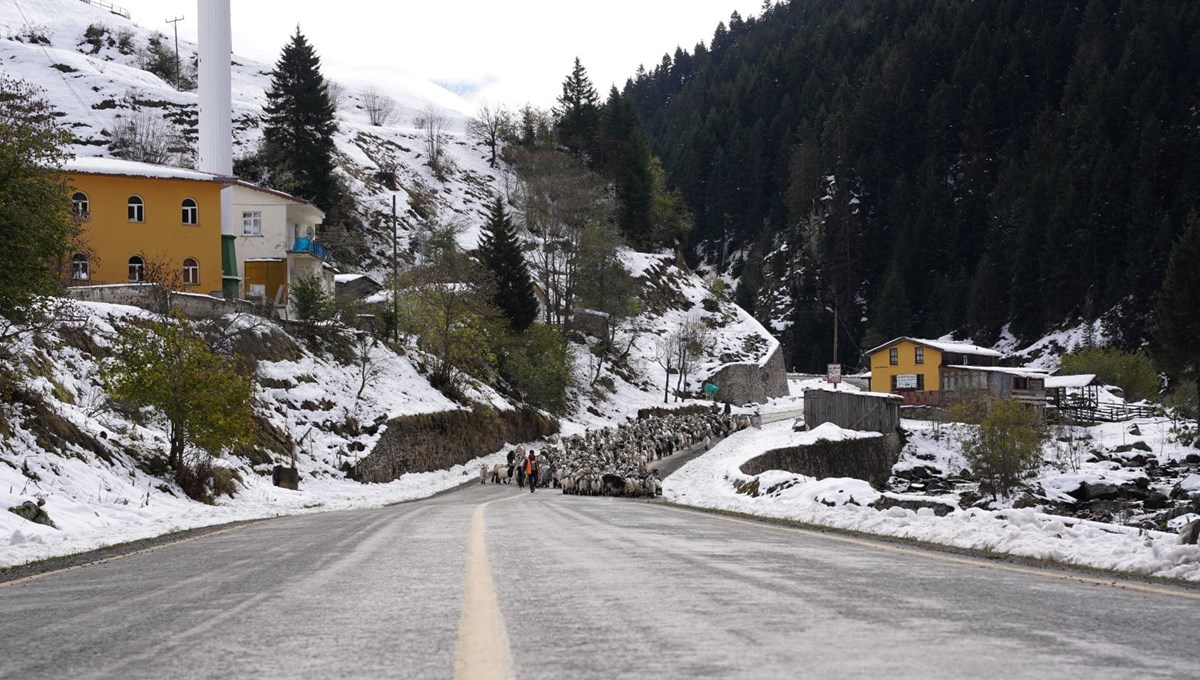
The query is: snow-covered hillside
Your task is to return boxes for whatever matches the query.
[1,0,499,271]
[0,298,529,568]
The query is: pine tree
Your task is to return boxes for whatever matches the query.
[478,196,538,332]
[863,269,912,350]
[966,253,1005,344]
[1155,213,1200,408]
[555,58,600,159]
[616,127,654,246]
[261,28,340,215]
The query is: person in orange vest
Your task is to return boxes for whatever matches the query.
[525,449,540,493]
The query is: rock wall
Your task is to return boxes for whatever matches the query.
[740,433,903,488]
[707,341,790,405]
[354,405,558,483]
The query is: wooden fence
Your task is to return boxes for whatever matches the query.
[1056,403,1159,424]
[803,389,901,434]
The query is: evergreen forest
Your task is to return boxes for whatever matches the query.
[620,0,1200,372]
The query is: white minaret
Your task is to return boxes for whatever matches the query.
[197,0,238,299]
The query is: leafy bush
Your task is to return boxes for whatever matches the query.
[957,398,1047,499]
[495,323,574,415]
[1060,347,1160,403]
[102,315,254,501]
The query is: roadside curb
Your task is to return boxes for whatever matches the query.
[0,519,268,586]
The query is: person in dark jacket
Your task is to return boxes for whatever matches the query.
[525,450,540,493]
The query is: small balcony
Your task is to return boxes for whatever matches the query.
[289,237,330,261]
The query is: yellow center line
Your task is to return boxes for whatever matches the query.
[453,493,525,680]
[656,503,1200,601]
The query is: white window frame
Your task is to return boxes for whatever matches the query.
[128,256,145,282]
[72,192,90,220]
[242,211,262,236]
[71,253,89,281]
[128,195,144,223]
[182,257,199,285]
[182,198,198,225]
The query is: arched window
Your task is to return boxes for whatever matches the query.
[128,256,145,282]
[72,192,90,220]
[182,258,199,285]
[181,198,198,225]
[128,196,144,222]
[71,253,89,281]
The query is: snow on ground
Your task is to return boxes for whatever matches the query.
[1,444,508,570]
[0,300,518,569]
[665,418,1200,581]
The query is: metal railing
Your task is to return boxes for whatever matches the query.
[79,0,131,19]
[289,237,330,261]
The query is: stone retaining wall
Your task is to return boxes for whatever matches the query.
[354,405,558,483]
[739,433,903,488]
[707,341,789,405]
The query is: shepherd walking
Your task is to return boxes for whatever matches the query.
[525,450,539,493]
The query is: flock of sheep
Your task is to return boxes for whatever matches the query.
[481,408,749,498]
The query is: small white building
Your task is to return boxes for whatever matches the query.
[231,182,334,318]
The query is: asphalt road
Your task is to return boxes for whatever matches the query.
[1,483,1198,679]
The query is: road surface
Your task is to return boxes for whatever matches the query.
[1,483,1197,679]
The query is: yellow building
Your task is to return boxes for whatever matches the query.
[65,158,229,295]
[866,337,1002,403]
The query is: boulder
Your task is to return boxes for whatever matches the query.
[1180,519,1200,546]
[271,465,300,490]
[1116,483,1149,501]
[7,500,55,528]
[1144,492,1172,510]
[1068,482,1122,502]
[871,495,956,517]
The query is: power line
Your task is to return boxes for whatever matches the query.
[11,0,114,133]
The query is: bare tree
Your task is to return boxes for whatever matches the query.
[653,331,681,404]
[362,87,398,127]
[466,101,512,167]
[108,109,183,166]
[326,80,347,111]
[414,104,451,176]
[675,315,713,401]
[511,148,609,326]
[352,331,384,402]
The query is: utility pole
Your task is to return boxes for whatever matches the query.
[165,16,184,81]
[391,194,399,343]
[832,305,838,366]
[832,304,839,390]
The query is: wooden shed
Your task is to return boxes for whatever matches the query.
[804,389,901,434]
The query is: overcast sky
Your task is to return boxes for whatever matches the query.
[113,0,766,107]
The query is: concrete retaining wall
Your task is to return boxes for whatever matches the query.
[740,433,903,488]
[66,285,254,319]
